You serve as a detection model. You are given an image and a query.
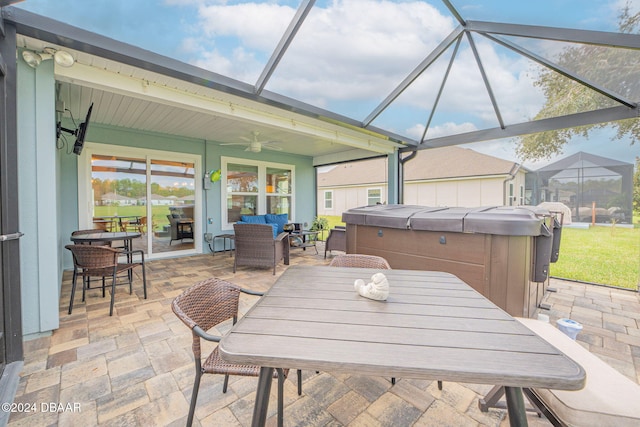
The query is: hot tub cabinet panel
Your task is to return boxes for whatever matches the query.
[343,205,556,318]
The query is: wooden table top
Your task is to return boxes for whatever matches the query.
[219,265,585,390]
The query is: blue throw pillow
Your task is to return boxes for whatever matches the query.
[265,213,289,234]
[240,215,267,224]
[267,223,278,238]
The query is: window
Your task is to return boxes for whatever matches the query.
[222,157,294,227]
[324,190,333,209]
[367,188,382,205]
[520,185,525,205]
[78,143,201,259]
[509,182,514,206]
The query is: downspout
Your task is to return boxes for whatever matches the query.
[503,163,521,206]
[398,151,418,204]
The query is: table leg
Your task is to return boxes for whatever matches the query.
[251,367,274,427]
[478,385,505,412]
[504,386,528,427]
[125,238,133,283]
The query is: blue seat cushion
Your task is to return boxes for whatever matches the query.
[265,213,289,234]
[240,214,267,224]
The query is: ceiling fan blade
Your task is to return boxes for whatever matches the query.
[262,144,283,151]
[220,142,248,146]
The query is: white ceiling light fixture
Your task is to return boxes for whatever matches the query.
[21,47,75,68]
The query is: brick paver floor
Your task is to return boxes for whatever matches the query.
[8,245,640,426]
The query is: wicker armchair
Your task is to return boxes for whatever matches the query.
[65,244,147,316]
[172,278,301,427]
[329,254,391,269]
[233,223,289,275]
[324,226,346,258]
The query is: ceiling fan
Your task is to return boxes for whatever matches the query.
[220,131,282,153]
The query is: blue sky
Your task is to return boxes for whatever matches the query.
[16,0,640,168]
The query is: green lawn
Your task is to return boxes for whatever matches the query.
[551,225,639,290]
[319,215,640,290]
[94,205,172,232]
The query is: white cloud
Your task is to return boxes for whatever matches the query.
[184,1,456,94]
[179,1,556,138]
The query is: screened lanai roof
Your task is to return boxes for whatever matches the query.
[7,0,640,165]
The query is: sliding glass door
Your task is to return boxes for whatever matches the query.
[79,144,201,258]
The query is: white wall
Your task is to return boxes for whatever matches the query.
[318,171,528,216]
[406,177,508,207]
[317,186,388,216]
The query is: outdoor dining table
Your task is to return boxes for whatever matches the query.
[70,231,141,250]
[219,265,585,427]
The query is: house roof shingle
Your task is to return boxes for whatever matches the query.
[318,146,520,187]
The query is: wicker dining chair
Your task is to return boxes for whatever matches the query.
[328,253,442,389]
[172,278,301,427]
[71,229,112,290]
[65,244,147,316]
[328,253,391,269]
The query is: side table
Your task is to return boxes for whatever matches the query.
[213,234,235,257]
[288,230,319,254]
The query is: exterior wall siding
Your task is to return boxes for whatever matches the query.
[318,172,527,216]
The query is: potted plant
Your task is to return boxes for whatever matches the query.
[310,216,329,241]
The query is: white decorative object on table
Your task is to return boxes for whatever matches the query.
[354,273,389,301]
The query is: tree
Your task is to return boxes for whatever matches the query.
[516,4,640,161]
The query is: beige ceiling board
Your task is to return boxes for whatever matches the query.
[55,62,399,156]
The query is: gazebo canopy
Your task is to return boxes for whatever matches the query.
[8,0,640,164]
[531,151,634,222]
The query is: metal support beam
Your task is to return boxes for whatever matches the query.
[404,105,640,152]
[466,32,504,129]
[441,0,466,26]
[421,36,462,142]
[254,0,315,95]
[466,20,640,50]
[481,33,637,109]
[364,26,464,126]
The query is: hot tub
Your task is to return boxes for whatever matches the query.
[342,204,560,317]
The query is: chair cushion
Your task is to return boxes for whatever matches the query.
[265,214,289,234]
[240,215,267,224]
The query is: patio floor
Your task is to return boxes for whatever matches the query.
[8,244,640,426]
